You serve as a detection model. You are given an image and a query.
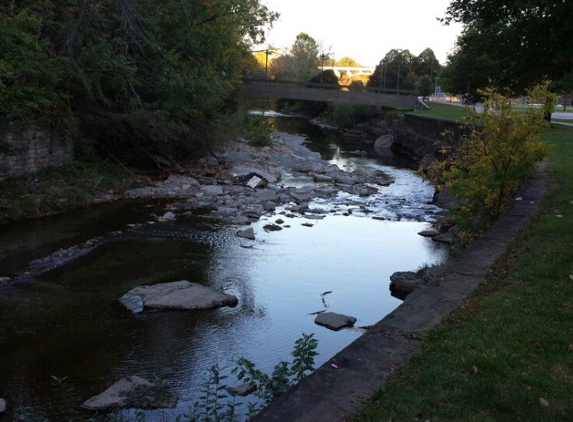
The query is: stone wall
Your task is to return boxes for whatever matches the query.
[0,123,73,181]
[391,114,475,162]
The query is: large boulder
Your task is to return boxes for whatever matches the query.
[122,280,238,312]
[82,376,177,411]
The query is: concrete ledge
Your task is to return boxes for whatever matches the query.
[254,165,547,422]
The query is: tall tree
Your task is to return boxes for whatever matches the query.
[0,0,278,162]
[269,32,322,82]
[442,0,573,93]
[368,49,414,91]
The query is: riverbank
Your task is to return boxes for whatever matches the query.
[253,124,573,421]
[354,123,573,421]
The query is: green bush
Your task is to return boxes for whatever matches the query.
[243,114,272,147]
[426,85,552,244]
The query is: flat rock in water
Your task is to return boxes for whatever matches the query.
[127,280,238,311]
[314,312,356,331]
[0,398,5,413]
[82,375,177,411]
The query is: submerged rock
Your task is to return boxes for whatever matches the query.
[314,312,356,331]
[0,398,6,414]
[124,280,238,311]
[82,376,177,411]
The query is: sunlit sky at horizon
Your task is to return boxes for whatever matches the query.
[257,0,464,66]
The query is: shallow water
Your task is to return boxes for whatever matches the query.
[0,117,447,420]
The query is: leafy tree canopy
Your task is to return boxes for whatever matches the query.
[336,57,362,67]
[368,48,439,92]
[0,0,278,164]
[441,0,573,94]
[269,32,321,82]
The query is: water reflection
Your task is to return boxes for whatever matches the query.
[0,116,448,420]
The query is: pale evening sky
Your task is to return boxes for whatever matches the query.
[258,0,464,66]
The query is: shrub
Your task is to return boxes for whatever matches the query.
[426,85,552,244]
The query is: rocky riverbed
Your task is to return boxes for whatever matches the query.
[9,132,395,279]
[123,132,393,225]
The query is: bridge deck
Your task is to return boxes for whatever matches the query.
[241,79,417,109]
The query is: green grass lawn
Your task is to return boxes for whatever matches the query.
[413,102,474,122]
[354,124,573,421]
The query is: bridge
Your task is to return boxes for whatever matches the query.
[321,66,376,78]
[241,79,417,109]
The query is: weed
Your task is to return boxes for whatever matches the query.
[243,114,272,147]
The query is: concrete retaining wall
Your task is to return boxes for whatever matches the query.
[391,114,475,161]
[0,123,73,181]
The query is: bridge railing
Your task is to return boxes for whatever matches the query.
[243,78,417,96]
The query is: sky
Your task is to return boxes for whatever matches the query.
[257,0,464,66]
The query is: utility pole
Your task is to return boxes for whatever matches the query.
[265,49,271,79]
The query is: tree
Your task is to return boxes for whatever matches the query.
[416,75,434,98]
[438,29,496,98]
[368,49,439,92]
[336,57,362,67]
[271,32,321,82]
[412,48,441,83]
[0,0,279,164]
[442,0,573,94]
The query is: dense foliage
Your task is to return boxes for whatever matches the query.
[269,32,322,82]
[440,0,573,97]
[0,0,278,165]
[368,48,441,92]
[426,85,552,244]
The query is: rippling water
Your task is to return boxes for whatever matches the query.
[0,116,448,420]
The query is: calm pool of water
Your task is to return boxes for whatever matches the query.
[0,117,447,420]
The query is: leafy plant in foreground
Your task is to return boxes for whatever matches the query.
[233,333,318,415]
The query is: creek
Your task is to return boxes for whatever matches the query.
[0,115,448,420]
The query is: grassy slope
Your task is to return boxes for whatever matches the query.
[354,124,573,421]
